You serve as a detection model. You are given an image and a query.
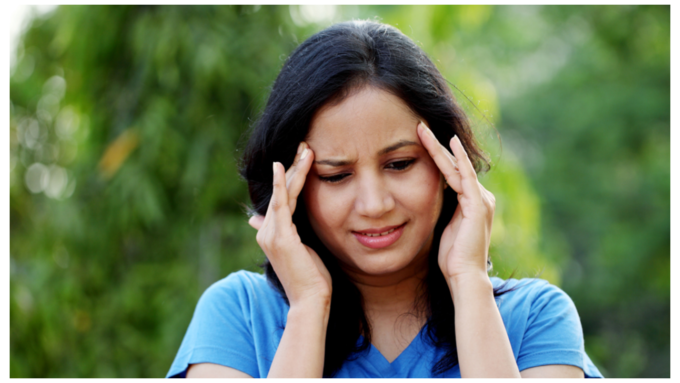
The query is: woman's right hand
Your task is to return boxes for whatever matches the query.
[248,142,332,308]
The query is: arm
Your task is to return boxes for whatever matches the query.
[418,123,585,378]
[250,145,332,378]
[267,299,330,377]
[449,274,585,378]
[449,273,521,378]
[186,144,331,378]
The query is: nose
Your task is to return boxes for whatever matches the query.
[354,173,395,218]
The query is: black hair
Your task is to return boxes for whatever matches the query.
[239,20,517,377]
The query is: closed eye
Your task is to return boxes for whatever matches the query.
[318,173,350,183]
[318,160,415,183]
[386,159,415,171]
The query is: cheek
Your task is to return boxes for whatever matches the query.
[302,180,347,235]
[397,161,445,220]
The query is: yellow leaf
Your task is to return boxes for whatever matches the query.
[98,129,139,179]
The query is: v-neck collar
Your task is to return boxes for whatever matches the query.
[356,324,428,377]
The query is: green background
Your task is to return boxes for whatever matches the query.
[9,5,669,378]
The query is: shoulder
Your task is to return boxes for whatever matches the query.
[193,269,288,327]
[202,269,272,299]
[490,277,576,314]
[167,270,285,378]
[490,276,555,295]
[493,278,601,376]
[489,277,584,346]
[489,277,604,377]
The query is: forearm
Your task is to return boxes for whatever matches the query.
[267,299,330,378]
[448,272,521,378]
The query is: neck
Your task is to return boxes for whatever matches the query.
[342,248,430,316]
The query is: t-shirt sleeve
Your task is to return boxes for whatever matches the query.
[166,271,260,378]
[516,281,603,378]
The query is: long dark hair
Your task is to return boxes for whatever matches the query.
[239,20,515,377]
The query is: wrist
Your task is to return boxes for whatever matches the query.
[288,297,332,324]
[446,271,494,304]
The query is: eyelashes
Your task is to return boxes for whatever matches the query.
[318,173,350,183]
[386,159,414,171]
[318,159,416,184]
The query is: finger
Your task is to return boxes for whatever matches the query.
[285,142,306,189]
[417,122,462,192]
[269,161,293,229]
[479,185,496,226]
[285,142,314,213]
[449,135,483,201]
[248,215,264,230]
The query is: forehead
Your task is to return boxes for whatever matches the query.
[306,87,421,156]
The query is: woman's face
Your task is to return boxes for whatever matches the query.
[302,86,445,280]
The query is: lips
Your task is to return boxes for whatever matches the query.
[352,223,406,249]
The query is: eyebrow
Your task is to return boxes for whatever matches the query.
[378,140,419,155]
[314,139,420,167]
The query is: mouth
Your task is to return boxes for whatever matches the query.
[352,223,407,249]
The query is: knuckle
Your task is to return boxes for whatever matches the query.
[273,174,285,188]
[256,232,266,249]
[433,145,446,157]
[270,196,282,210]
[286,167,296,182]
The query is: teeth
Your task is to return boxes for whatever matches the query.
[362,227,397,237]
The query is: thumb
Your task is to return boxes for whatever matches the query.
[248,215,264,230]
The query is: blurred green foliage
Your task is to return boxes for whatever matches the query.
[9,5,669,378]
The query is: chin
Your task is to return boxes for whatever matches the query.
[357,262,404,276]
[345,248,422,276]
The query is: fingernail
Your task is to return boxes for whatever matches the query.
[272,162,277,177]
[297,142,304,155]
[424,124,436,139]
[300,147,309,161]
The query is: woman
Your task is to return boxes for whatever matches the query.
[166,20,603,378]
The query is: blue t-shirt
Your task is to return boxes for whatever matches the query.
[167,270,603,378]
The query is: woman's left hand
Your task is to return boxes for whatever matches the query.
[417,122,496,283]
